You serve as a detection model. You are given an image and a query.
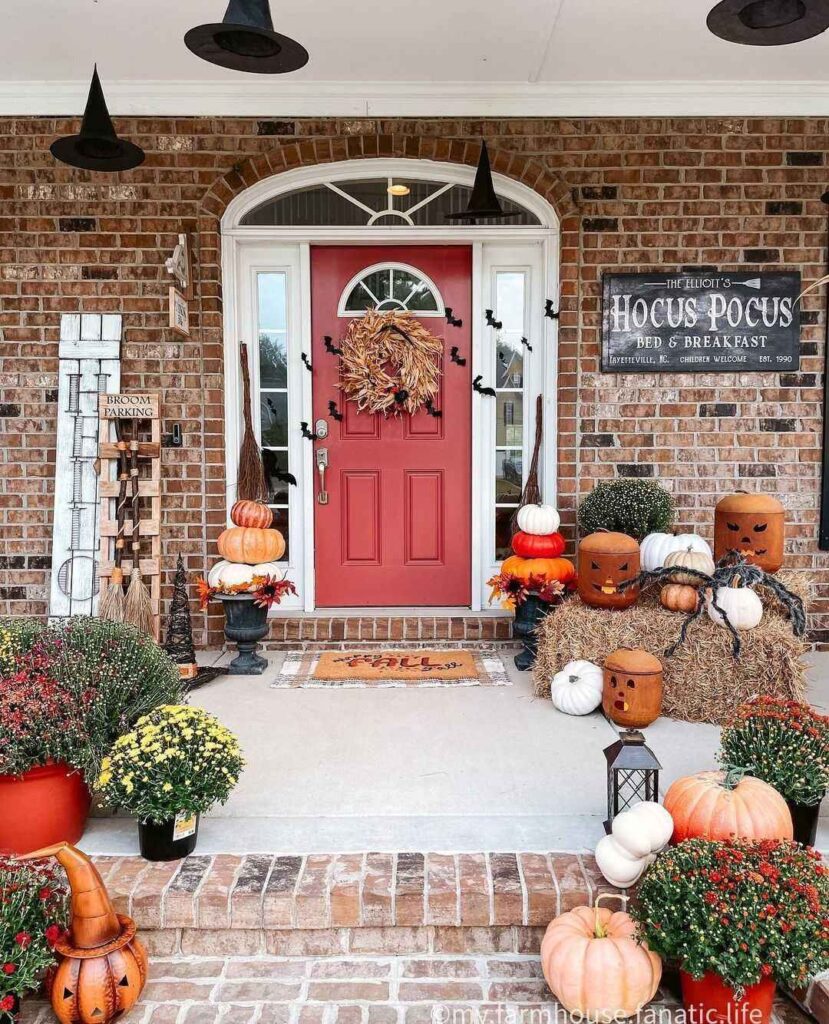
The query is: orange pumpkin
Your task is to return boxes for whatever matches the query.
[217,526,285,565]
[664,770,793,843]
[714,492,784,573]
[511,531,565,558]
[578,532,640,610]
[502,554,576,584]
[659,583,699,613]
[230,500,274,529]
[541,895,662,1021]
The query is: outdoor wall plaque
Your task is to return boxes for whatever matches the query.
[601,271,801,373]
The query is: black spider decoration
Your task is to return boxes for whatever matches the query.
[472,375,496,398]
[544,300,559,320]
[299,422,313,440]
[328,400,343,422]
[301,352,313,372]
[520,336,532,352]
[485,309,502,330]
[621,553,805,659]
[445,308,463,328]
[324,336,343,356]
[424,398,442,418]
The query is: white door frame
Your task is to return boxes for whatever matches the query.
[221,158,560,613]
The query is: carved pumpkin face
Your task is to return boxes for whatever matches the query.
[602,648,663,728]
[577,532,640,610]
[714,493,784,573]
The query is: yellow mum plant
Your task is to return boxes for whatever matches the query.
[96,705,244,824]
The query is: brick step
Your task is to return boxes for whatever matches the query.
[259,615,515,649]
[95,852,610,959]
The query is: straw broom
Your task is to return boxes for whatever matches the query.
[124,433,155,635]
[98,420,129,622]
[511,394,543,531]
[237,342,268,502]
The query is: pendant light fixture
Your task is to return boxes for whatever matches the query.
[50,67,145,172]
[184,0,309,74]
[707,0,829,45]
[446,142,521,222]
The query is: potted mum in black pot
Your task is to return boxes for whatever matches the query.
[97,705,244,861]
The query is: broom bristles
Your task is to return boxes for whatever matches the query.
[99,567,126,622]
[125,567,155,636]
[237,342,268,502]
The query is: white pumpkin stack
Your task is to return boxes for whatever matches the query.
[595,801,673,889]
[550,659,603,716]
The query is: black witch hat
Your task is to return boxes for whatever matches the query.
[51,67,144,172]
[185,0,309,74]
[707,0,829,45]
[446,142,521,222]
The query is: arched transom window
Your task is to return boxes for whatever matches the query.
[338,263,444,317]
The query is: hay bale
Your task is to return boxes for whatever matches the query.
[533,571,812,725]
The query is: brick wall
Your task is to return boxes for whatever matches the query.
[0,115,826,645]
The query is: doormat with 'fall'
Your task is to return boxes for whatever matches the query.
[272,650,510,688]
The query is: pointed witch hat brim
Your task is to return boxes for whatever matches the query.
[185,0,309,74]
[707,0,829,44]
[51,67,145,172]
[446,142,522,221]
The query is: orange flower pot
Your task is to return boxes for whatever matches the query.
[680,971,776,1024]
[0,762,91,854]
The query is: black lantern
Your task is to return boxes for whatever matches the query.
[184,0,309,75]
[446,142,521,222]
[603,729,661,833]
[707,0,829,45]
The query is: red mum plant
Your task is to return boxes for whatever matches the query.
[0,857,69,1011]
[632,838,829,994]
[487,572,569,609]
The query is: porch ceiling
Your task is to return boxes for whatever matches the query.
[4,0,829,117]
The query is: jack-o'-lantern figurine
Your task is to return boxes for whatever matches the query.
[603,648,663,728]
[714,492,784,573]
[19,843,147,1024]
[578,532,640,610]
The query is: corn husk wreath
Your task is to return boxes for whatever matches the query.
[338,310,442,416]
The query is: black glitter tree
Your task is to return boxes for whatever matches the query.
[164,554,196,667]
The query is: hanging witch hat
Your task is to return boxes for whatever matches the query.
[446,142,521,222]
[51,67,145,172]
[707,0,829,45]
[185,0,309,74]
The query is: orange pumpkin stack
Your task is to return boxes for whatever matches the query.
[503,502,576,586]
[215,500,285,571]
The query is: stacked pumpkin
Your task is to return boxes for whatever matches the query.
[502,503,576,587]
[207,500,286,592]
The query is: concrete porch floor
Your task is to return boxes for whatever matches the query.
[80,649,829,856]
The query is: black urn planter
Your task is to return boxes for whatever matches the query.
[786,796,823,846]
[138,814,200,861]
[512,595,552,671]
[218,594,269,675]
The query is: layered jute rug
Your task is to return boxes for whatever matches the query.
[272,649,510,688]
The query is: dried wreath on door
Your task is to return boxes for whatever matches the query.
[338,310,442,416]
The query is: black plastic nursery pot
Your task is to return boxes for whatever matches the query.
[786,797,822,846]
[138,814,200,861]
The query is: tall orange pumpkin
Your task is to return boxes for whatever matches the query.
[217,527,285,565]
[19,843,148,1024]
[714,492,784,573]
[230,500,274,530]
[502,554,576,584]
[541,894,662,1021]
[663,770,793,843]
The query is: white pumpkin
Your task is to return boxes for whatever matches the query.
[251,561,282,580]
[594,801,674,889]
[663,546,715,584]
[595,836,655,889]
[640,532,712,572]
[550,660,603,716]
[207,561,254,589]
[706,584,763,630]
[516,503,560,536]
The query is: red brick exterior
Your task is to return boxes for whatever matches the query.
[1,115,826,646]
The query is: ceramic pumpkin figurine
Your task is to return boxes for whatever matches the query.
[230,499,274,530]
[217,526,285,565]
[714,493,784,573]
[578,532,639,610]
[602,648,663,728]
[541,893,662,1021]
[664,770,793,842]
[18,843,148,1024]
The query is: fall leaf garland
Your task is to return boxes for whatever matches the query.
[338,310,443,416]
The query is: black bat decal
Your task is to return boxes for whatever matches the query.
[445,307,463,328]
[450,346,467,367]
[544,299,560,320]
[424,398,442,418]
[394,389,409,405]
[301,352,313,372]
[485,309,502,330]
[472,375,496,398]
[324,336,343,356]
[262,450,298,488]
[300,422,313,440]
[275,469,298,486]
[328,400,343,422]
[520,336,533,352]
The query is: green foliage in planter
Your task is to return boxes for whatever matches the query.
[632,839,829,992]
[577,479,674,541]
[720,696,829,807]
[0,855,69,1009]
[97,705,244,824]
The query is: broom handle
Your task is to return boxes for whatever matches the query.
[112,420,129,573]
[129,437,142,573]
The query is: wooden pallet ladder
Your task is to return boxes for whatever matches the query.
[97,393,162,640]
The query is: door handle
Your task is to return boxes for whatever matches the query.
[316,448,329,505]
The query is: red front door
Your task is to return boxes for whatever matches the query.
[311,246,472,607]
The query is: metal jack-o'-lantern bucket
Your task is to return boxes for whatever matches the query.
[18,843,147,1024]
[577,532,640,610]
[603,648,663,729]
[714,492,784,573]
